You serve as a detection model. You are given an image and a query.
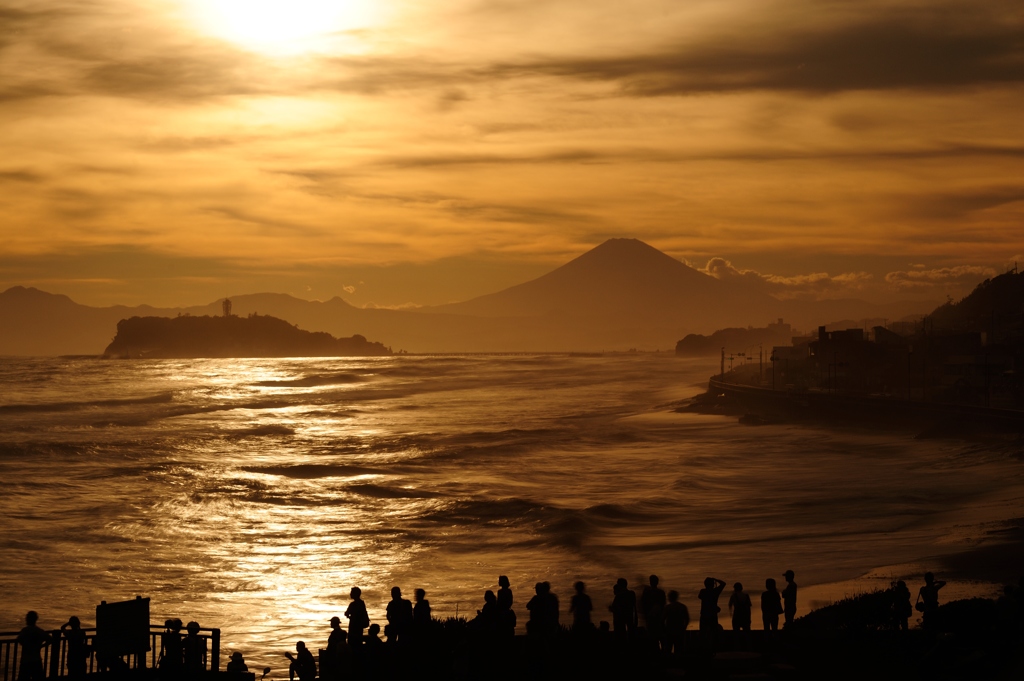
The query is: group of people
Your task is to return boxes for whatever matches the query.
[157,619,210,677]
[559,571,798,652]
[12,569,957,681]
[299,570,802,673]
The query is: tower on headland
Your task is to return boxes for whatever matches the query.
[222,298,232,317]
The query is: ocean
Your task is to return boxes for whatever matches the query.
[1,354,1021,668]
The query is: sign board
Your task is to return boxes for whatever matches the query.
[95,597,151,659]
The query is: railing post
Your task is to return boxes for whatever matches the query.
[210,629,220,672]
[47,631,61,678]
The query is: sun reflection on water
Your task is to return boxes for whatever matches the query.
[2,355,1021,671]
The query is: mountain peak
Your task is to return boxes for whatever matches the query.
[432,237,751,320]
[566,238,690,272]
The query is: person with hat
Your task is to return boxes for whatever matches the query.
[226,652,248,674]
[183,621,207,675]
[782,570,798,626]
[322,616,350,680]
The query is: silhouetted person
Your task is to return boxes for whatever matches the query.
[917,572,946,624]
[570,581,594,631]
[328,616,345,653]
[782,570,798,626]
[285,641,316,681]
[323,617,349,680]
[497,576,514,611]
[475,590,500,637]
[663,591,689,657]
[893,580,912,631]
[60,616,88,679]
[345,587,369,647]
[159,619,183,677]
[16,611,50,681]
[386,586,413,644]
[729,582,752,632]
[610,578,637,637]
[698,577,726,636]
[413,589,431,634]
[526,582,559,637]
[639,575,667,642]
[496,577,516,638]
[227,652,248,674]
[761,579,782,632]
[183,621,207,676]
[364,624,383,674]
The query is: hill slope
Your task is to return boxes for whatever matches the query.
[103,314,390,358]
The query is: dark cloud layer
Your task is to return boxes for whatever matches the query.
[485,6,1024,95]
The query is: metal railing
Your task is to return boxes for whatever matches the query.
[1,625,220,680]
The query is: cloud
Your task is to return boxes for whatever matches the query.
[0,169,45,183]
[902,186,1024,219]
[482,2,1024,96]
[702,257,872,299]
[361,301,422,310]
[342,284,356,293]
[885,265,996,288]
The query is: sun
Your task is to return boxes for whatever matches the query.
[186,0,378,53]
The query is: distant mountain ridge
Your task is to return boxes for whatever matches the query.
[2,239,938,354]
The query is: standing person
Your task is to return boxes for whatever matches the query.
[782,570,798,627]
[60,616,89,679]
[893,581,912,631]
[494,579,516,639]
[916,572,946,624]
[728,582,752,651]
[183,621,207,676]
[610,578,638,637]
[639,575,667,642]
[497,576,514,612]
[159,619,183,678]
[663,591,690,657]
[385,587,413,644]
[696,577,729,647]
[323,616,347,680]
[526,582,559,637]
[543,582,560,636]
[413,589,431,635]
[570,581,594,632]
[761,579,782,632]
[345,587,370,647]
[729,583,753,632]
[16,611,50,681]
[476,591,501,638]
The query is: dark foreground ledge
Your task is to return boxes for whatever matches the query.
[684,378,1024,436]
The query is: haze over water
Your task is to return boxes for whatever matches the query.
[2,355,1022,668]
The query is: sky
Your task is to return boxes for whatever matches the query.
[0,0,1022,308]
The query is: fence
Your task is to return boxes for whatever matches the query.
[1,625,220,680]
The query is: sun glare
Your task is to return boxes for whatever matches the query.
[187,0,378,53]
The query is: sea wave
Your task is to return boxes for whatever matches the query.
[0,392,175,413]
[242,463,388,478]
[255,372,364,388]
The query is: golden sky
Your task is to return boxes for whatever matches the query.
[1,0,1022,307]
